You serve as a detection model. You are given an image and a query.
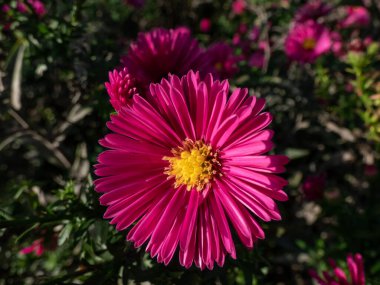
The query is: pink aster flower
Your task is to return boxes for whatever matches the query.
[2,4,11,13]
[27,0,46,17]
[340,6,370,29]
[17,1,29,13]
[105,67,141,111]
[121,27,211,86]
[285,21,332,63]
[295,0,332,23]
[207,42,240,79]
[19,238,44,256]
[309,253,365,285]
[199,18,211,33]
[94,70,288,269]
[249,50,265,69]
[302,174,325,200]
[232,0,246,15]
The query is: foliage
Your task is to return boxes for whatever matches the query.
[1,0,380,284]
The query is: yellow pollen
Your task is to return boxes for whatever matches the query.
[302,38,316,50]
[163,140,220,191]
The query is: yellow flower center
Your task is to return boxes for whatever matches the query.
[302,38,316,50]
[164,140,220,191]
[214,62,223,71]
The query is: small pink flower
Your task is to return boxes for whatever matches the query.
[27,0,46,17]
[331,32,344,57]
[232,33,241,45]
[121,27,212,86]
[309,253,365,285]
[2,4,11,13]
[207,42,240,79]
[17,1,29,14]
[232,0,246,15]
[340,6,370,28]
[105,67,141,112]
[302,174,325,200]
[249,50,265,69]
[20,239,44,256]
[249,26,260,41]
[363,36,373,47]
[295,0,332,23]
[249,41,269,69]
[199,18,211,33]
[237,23,248,34]
[285,21,332,63]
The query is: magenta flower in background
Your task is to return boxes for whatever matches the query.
[302,174,325,200]
[199,18,211,33]
[309,253,365,285]
[207,42,240,79]
[285,21,332,63]
[248,42,269,69]
[19,239,44,256]
[295,0,332,23]
[17,1,29,13]
[232,0,246,15]
[95,70,288,269]
[340,6,370,29]
[121,27,211,86]
[249,26,260,41]
[27,0,46,17]
[105,67,141,112]
[249,50,265,69]
[2,4,11,13]
[331,31,344,57]
[237,23,248,34]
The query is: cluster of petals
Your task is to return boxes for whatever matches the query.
[285,20,332,63]
[106,27,243,111]
[207,42,240,79]
[295,0,332,23]
[19,239,45,256]
[105,67,141,111]
[121,27,211,86]
[339,6,370,29]
[95,71,288,269]
[309,253,365,285]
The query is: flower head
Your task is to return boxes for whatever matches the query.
[199,18,211,33]
[2,4,11,13]
[309,253,365,285]
[232,0,246,15]
[340,6,370,29]
[295,0,332,23]
[17,1,29,13]
[121,27,211,86]
[207,42,240,79]
[27,0,46,17]
[285,21,331,63]
[95,70,288,269]
[302,174,325,200]
[105,67,141,111]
